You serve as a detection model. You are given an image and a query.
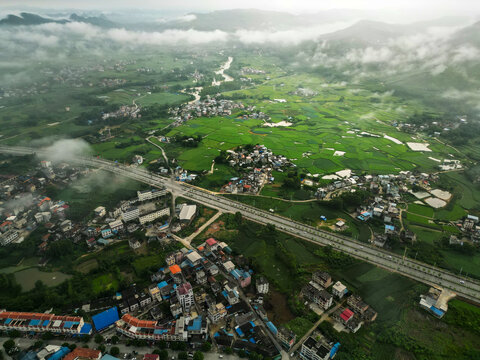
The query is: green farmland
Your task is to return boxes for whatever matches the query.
[167,73,457,177]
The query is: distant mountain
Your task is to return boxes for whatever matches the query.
[69,13,117,28]
[131,8,366,32]
[450,20,480,46]
[319,17,472,45]
[0,12,117,28]
[320,20,418,45]
[0,12,68,26]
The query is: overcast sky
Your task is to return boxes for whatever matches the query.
[1,0,480,21]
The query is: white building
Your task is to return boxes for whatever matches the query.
[94,206,106,217]
[139,208,170,225]
[176,282,195,312]
[256,276,269,294]
[208,303,227,323]
[0,230,19,246]
[332,281,347,299]
[137,189,167,202]
[223,261,235,272]
[129,239,141,250]
[34,212,51,224]
[122,207,140,222]
[109,220,124,232]
[186,251,202,266]
[179,204,197,222]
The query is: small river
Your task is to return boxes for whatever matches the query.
[180,56,234,104]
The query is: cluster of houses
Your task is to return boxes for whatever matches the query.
[100,78,127,88]
[102,105,141,121]
[302,271,376,334]
[315,170,442,202]
[0,161,88,249]
[18,343,166,360]
[93,237,281,357]
[168,96,248,126]
[452,214,480,243]
[221,145,294,194]
[240,67,266,75]
[399,115,468,138]
[87,188,177,249]
[0,153,177,260]
[0,309,92,336]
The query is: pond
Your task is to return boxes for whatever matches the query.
[13,267,72,292]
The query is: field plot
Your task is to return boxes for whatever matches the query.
[167,74,453,176]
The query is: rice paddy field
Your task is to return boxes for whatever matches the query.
[167,73,458,176]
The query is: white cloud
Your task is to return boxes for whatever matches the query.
[41,138,92,163]
[234,21,355,45]
[176,14,196,22]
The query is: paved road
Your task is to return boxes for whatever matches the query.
[290,301,344,354]
[185,211,223,243]
[146,137,169,166]
[1,336,239,360]
[1,145,479,304]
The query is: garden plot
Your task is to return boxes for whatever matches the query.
[424,197,447,208]
[384,134,403,145]
[407,142,432,152]
[411,191,430,199]
[430,189,452,201]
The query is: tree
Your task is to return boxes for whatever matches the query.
[7,330,20,338]
[33,341,44,349]
[157,340,167,350]
[111,336,119,345]
[94,334,104,344]
[201,342,212,352]
[193,352,204,360]
[225,347,233,355]
[2,340,15,354]
[81,335,91,343]
[234,212,243,226]
[110,347,120,356]
[41,332,54,340]
[238,350,247,358]
[97,345,106,353]
[159,350,168,360]
[178,352,188,360]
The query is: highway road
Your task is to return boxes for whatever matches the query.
[1,145,479,304]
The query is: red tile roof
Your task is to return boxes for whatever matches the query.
[206,238,217,246]
[143,355,159,360]
[340,308,354,322]
[122,314,157,329]
[64,348,101,360]
[169,265,181,275]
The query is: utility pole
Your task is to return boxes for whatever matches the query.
[403,247,408,261]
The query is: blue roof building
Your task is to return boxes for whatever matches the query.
[92,307,119,331]
[101,355,121,360]
[48,347,70,360]
[79,323,93,335]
